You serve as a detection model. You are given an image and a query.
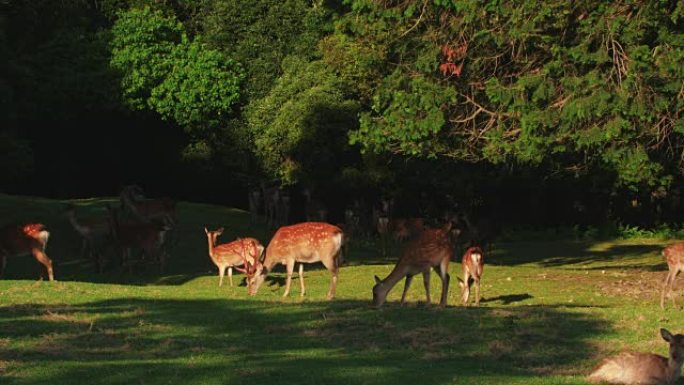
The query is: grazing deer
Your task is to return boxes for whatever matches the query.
[0,223,54,281]
[587,328,684,385]
[458,246,484,306]
[204,227,264,287]
[64,203,110,272]
[372,222,458,308]
[105,204,170,273]
[119,185,177,227]
[249,222,344,299]
[661,243,684,310]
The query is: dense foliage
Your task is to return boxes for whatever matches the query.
[2,0,684,227]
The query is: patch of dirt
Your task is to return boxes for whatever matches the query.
[596,270,677,301]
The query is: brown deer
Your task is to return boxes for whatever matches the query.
[249,222,344,299]
[587,328,684,385]
[661,243,684,310]
[458,246,484,306]
[204,227,264,287]
[372,222,458,308]
[119,185,177,227]
[0,223,54,281]
[105,204,170,273]
[64,203,110,272]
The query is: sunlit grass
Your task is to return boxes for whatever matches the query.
[0,193,683,384]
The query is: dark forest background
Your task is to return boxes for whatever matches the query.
[2,0,684,230]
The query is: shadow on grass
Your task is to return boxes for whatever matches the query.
[489,242,665,270]
[0,297,608,385]
[481,293,534,305]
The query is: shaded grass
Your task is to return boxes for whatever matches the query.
[0,193,684,384]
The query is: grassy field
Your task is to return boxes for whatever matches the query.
[1,193,683,384]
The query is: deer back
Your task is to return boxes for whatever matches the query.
[263,222,343,268]
[663,243,684,268]
[213,237,264,266]
[398,226,453,269]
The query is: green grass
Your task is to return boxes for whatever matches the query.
[1,193,683,384]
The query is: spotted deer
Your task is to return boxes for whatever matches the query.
[372,222,459,308]
[661,243,684,310]
[249,222,344,299]
[204,227,264,287]
[0,223,54,281]
[458,246,484,306]
[587,328,684,385]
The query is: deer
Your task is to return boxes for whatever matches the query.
[105,204,170,273]
[587,328,684,385]
[661,242,684,310]
[458,246,484,306]
[249,222,344,299]
[372,222,459,308]
[204,227,264,287]
[64,203,110,272]
[0,223,54,281]
[119,185,177,227]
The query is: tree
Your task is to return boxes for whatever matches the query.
[110,6,244,131]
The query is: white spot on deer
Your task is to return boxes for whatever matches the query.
[470,253,481,265]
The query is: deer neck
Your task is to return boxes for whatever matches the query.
[668,357,683,383]
[206,236,217,261]
[375,263,410,297]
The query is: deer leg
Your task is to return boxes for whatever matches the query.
[298,263,305,297]
[218,265,225,287]
[461,270,471,306]
[32,249,54,282]
[660,270,673,309]
[422,269,432,305]
[437,258,450,307]
[321,257,338,300]
[283,259,295,297]
[474,277,481,306]
[228,266,233,287]
[670,270,681,309]
[400,275,414,305]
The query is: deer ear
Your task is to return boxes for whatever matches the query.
[204,227,209,234]
[661,328,674,342]
[374,275,381,284]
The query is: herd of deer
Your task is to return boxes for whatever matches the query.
[5,185,684,384]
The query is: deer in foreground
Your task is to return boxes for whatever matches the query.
[458,246,484,306]
[249,222,344,299]
[119,185,177,227]
[64,203,110,272]
[372,222,459,308]
[587,328,684,385]
[661,243,684,310]
[204,227,264,287]
[105,204,170,273]
[0,223,54,281]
